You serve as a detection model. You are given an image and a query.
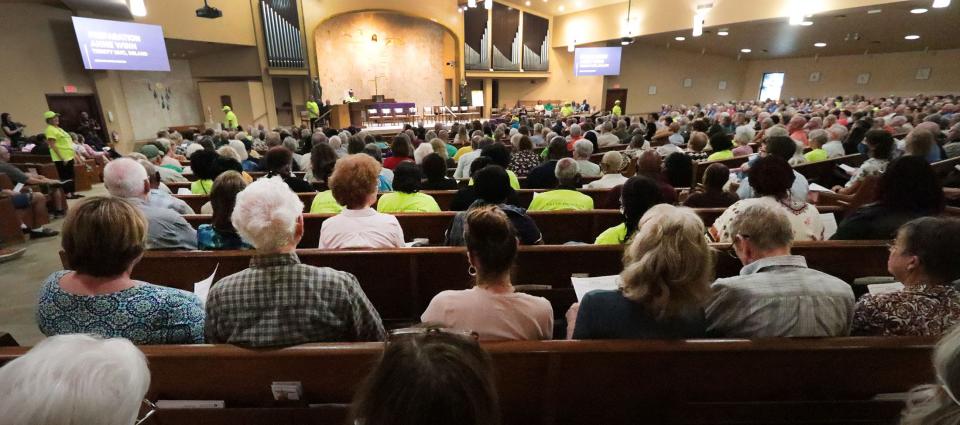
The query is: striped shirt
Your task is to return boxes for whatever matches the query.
[705,255,854,338]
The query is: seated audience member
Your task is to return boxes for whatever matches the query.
[787,115,809,146]
[446,165,542,246]
[349,329,499,425]
[833,129,893,195]
[528,158,594,211]
[737,136,810,203]
[421,153,458,190]
[804,129,830,163]
[571,205,712,339]
[423,205,553,340]
[900,325,960,425]
[384,133,414,170]
[206,177,385,346]
[363,143,394,191]
[706,203,854,337]
[138,160,194,215]
[851,217,960,337]
[454,136,487,180]
[215,146,254,184]
[525,136,568,189]
[264,146,313,193]
[377,162,441,213]
[634,150,679,204]
[652,129,682,158]
[428,138,456,168]
[572,140,601,177]
[684,131,710,162]
[309,143,344,214]
[198,171,251,250]
[0,157,60,237]
[413,142,434,165]
[104,158,197,250]
[0,334,150,425]
[140,144,186,183]
[663,152,694,188]
[707,133,735,161]
[683,163,739,208]
[833,156,944,240]
[481,143,521,190]
[320,154,405,249]
[38,196,204,342]
[583,151,627,189]
[508,135,541,177]
[597,121,620,148]
[731,125,755,157]
[713,156,824,242]
[823,125,848,159]
[905,128,939,162]
[188,149,219,194]
[595,176,666,245]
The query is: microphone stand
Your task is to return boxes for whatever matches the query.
[439,91,458,124]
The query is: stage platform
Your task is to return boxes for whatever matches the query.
[356,119,488,136]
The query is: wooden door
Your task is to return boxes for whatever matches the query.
[604,89,627,114]
[45,94,107,141]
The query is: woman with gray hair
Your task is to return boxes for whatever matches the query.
[0,334,151,425]
[901,324,960,425]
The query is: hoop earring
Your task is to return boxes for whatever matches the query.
[467,265,477,276]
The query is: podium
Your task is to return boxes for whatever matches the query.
[329,104,351,129]
[348,103,363,127]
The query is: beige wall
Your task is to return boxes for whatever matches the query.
[314,11,455,109]
[0,3,94,132]
[138,0,256,46]
[606,43,748,114]
[189,47,262,79]
[198,81,270,130]
[496,47,604,110]
[119,59,203,140]
[741,48,960,101]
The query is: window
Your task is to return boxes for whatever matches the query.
[758,72,785,101]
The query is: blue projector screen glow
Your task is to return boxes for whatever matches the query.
[72,17,170,72]
[574,47,622,76]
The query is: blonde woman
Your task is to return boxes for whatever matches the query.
[901,324,960,425]
[568,204,714,339]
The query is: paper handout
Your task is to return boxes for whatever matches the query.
[808,183,835,193]
[571,275,621,302]
[193,264,219,306]
[868,282,904,296]
[839,164,857,175]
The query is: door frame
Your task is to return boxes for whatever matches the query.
[45,93,109,141]
[604,88,627,114]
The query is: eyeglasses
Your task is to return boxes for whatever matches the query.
[388,326,479,342]
[728,234,750,258]
[135,399,158,425]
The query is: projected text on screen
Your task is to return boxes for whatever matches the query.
[574,47,622,76]
[72,17,170,72]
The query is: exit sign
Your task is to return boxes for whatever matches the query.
[63,85,78,93]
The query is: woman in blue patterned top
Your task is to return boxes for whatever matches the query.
[37,196,205,344]
[197,170,252,250]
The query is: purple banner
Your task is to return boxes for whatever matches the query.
[72,17,171,72]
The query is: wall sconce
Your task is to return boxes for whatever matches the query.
[371,34,378,42]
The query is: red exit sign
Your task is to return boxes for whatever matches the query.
[63,85,78,93]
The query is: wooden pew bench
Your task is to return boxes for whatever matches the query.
[0,337,935,425]
[127,241,889,325]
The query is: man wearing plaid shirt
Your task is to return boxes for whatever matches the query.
[204,178,385,347]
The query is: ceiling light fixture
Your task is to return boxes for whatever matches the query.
[621,37,633,46]
[130,0,147,17]
[910,8,928,13]
[675,36,686,41]
[558,5,565,12]
[717,29,729,36]
[800,20,814,26]
[867,9,882,14]
[525,0,531,5]
[814,42,827,47]
[568,40,576,52]
[692,13,704,37]
[740,48,751,53]
[932,0,950,8]
[905,34,920,40]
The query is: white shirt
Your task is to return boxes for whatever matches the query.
[705,255,854,338]
[318,208,405,249]
[575,159,602,178]
[421,286,554,341]
[656,144,683,158]
[583,173,627,189]
[822,140,845,159]
[597,133,620,148]
[454,149,482,180]
[668,133,685,146]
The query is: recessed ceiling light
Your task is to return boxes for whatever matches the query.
[575,1,583,7]
[800,20,813,26]
[558,5,565,11]
[867,9,882,14]
[717,30,729,36]
[814,42,827,47]
[525,0,531,5]
[904,34,920,40]
[740,48,751,53]
[675,36,686,41]
[910,8,928,14]
[933,0,950,8]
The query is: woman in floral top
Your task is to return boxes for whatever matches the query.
[711,156,824,242]
[832,129,893,195]
[507,135,541,177]
[852,217,960,336]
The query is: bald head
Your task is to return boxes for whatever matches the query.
[636,150,662,175]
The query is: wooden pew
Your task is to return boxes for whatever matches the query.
[794,154,866,184]
[129,241,890,324]
[182,207,845,248]
[180,171,307,182]
[0,337,933,425]
[932,156,960,180]
[0,196,26,245]
[693,156,752,183]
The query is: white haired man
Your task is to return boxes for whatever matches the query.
[528,158,594,211]
[823,124,848,159]
[204,177,386,347]
[596,121,620,148]
[137,159,194,215]
[705,203,854,337]
[0,334,150,425]
[103,158,197,250]
[572,139,601,177]
[584,151,627,189]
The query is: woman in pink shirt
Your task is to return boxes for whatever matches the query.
[318,154,405,249]
[421,205,554,341]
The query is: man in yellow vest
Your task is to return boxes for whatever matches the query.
[305,98,320,130]
[560,102,574,118]
[222,106,238,130]
[612,99,623,117]
[43,111,78,198]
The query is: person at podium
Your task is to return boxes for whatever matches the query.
[343,89,359,103]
